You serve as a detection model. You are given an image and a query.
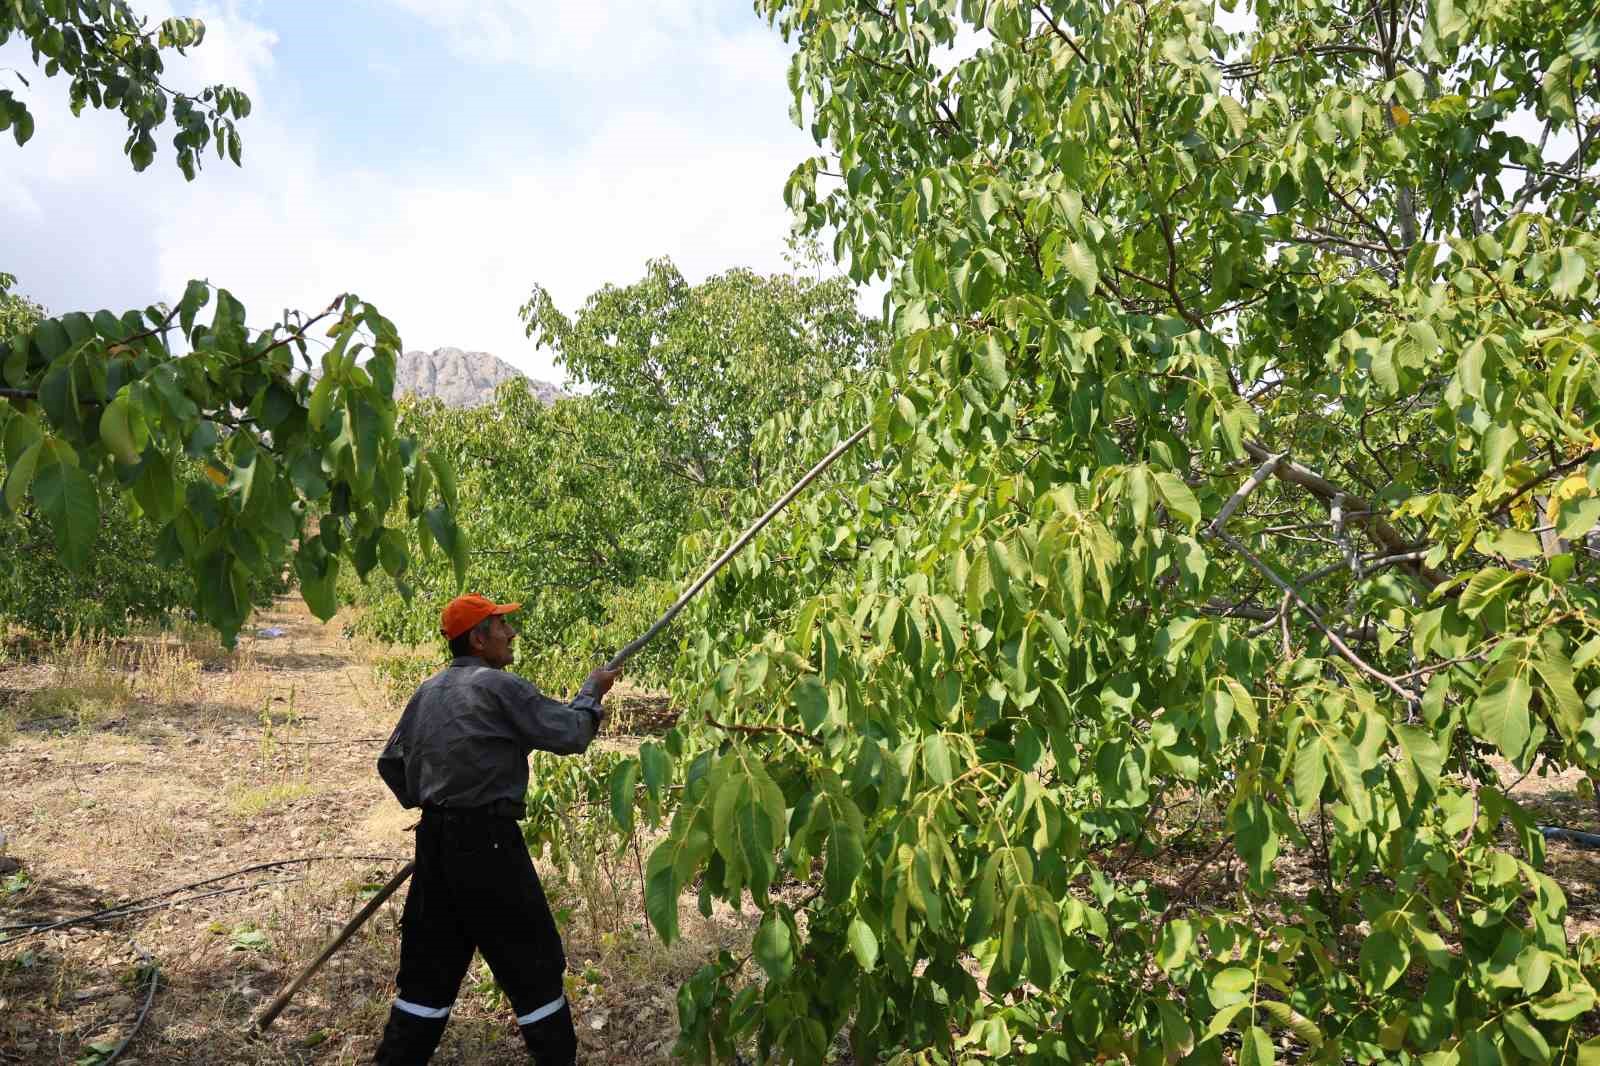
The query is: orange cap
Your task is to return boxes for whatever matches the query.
[440,594,521,639]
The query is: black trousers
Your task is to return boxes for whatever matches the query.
[374,809,575,1065]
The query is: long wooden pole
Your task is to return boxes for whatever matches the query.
[252,859,415,1033]
[604,420,871,671]
[251,420,871,1034]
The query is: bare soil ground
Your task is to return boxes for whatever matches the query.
[0,598,737,1066]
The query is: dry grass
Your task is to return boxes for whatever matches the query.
[17,643,137,730]
[227,780,320,819]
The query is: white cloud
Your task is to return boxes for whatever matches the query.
[382,0,744,79]
[2,2,825,383]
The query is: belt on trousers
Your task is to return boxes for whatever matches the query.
[419,799,526,819]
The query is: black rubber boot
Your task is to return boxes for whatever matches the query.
[519,1000,577,1066]
[373,1006,449,1065]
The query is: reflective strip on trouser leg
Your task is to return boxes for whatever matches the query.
[516,995,567,1026]
[393,998,452,1019]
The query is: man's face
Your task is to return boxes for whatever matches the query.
[472,615,517,669]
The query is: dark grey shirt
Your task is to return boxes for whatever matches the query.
[377,656,603,815]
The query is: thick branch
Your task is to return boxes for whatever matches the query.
[1241,439,1443,588]
[1210,451,1288,534]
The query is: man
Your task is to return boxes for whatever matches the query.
[373,593,620,1065]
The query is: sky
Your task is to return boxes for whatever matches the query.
[1,0,822,382]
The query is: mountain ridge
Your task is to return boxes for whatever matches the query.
[391,346,562,407]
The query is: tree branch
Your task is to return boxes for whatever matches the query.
[1214,528,1417,705]
[1490,447,1600,519]
[1241,439,1443,588]
[705,713,818,746]
[1210,451,1288,534]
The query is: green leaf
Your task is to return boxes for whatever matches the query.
[922,733,953,785]
[1533,653,1584,738]
[1516,946,1552,996]
[1551,248,1587,300]
[753,912,793,980]
[307,375,336,429]
[740,651,770,694]
[609,760,639,833]
[426,450,458,513]
[178,280,210,337]
[1474,675,1533,762]
[32,454,99,571]
[32,319,70,362]
[1323,732,1371,819]
[1064,241,1098,295]
[228,440,261,509]
[1240,1025,1275,1066]
[1460,566,1522,616]
[1557,497,1600,540]
[1158,999,1196,1059]
[1,438,41,515]
[1531,983,1597,1021]
[289,448,329,499]
[424,505,469,591]
[644,843,680,944]
[847,917,878,971]
[931,594,963,656]
[1358,928,1410,992]
[1153,471,1201,529]
[1038,611,1072,659]
[1371,344,1400,394]
[295,539,339,620]
[1259,999,1323,1048]
[1218,94,1248,136]
[639,742,670,805]
[1292,737,1328,813]
[821,793,865,903]
[1202,1002,1248,1042]
[1393,724,1443,791]
[1485,528,1543,560]
[1209,966,1254,1008]
[976,334,1009,391]
[793,675,828,731]
[2,413,42,465]
[1500,1008,1551,1063]
[1155,918,1194,971]
[1457,339,1486,398]
[98,396,140,465]
[377,528,408,579]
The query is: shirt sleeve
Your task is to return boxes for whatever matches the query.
[376,694,419,807]
[498,673,603,755]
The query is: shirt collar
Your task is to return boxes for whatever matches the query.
[449,656,490,669]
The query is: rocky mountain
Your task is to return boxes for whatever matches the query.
[392,347,562,408]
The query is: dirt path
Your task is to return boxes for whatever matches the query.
[0,598,688,1065]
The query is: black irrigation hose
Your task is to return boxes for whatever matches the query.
[1540,825,1600,849]
[102,942,158,1066]
[0,854,403,938]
